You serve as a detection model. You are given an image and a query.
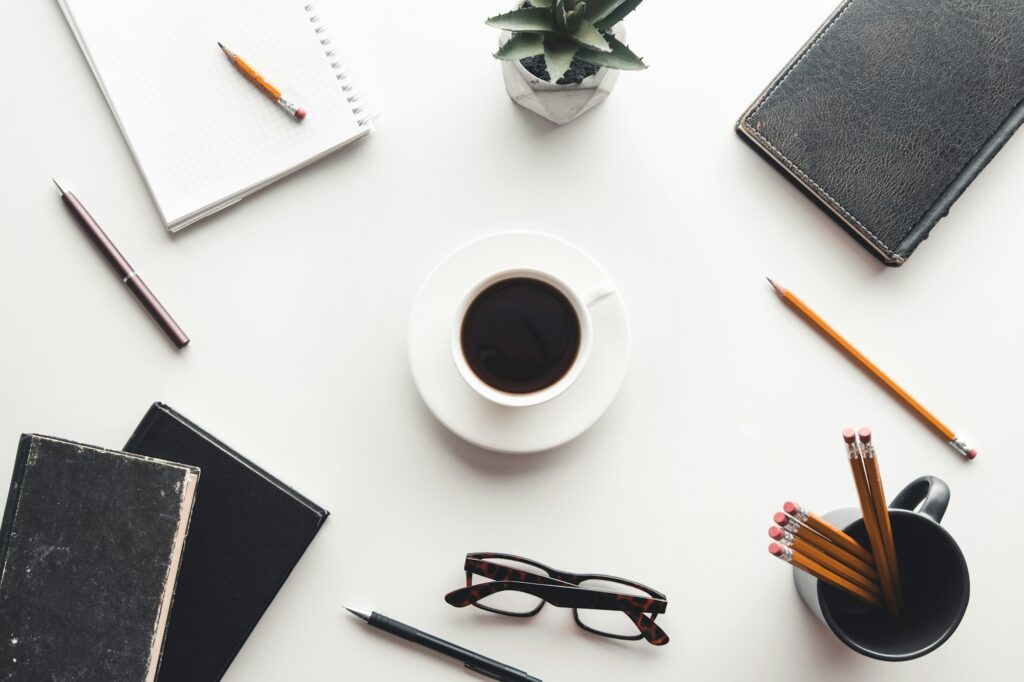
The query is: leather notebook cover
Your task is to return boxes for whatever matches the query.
[0,435,199,681]
[124,403,329,682]
[737,0,1024,266]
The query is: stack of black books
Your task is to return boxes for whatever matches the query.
[0,404,328,681]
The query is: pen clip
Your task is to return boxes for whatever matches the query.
[465,662,504,681]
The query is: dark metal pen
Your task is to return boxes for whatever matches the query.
[54,180,189,349]
[345,607,542,682]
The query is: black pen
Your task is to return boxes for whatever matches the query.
[345,607,542,682]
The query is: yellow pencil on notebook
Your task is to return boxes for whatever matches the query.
[219,42,306,120]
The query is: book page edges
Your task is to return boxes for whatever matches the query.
[146,468,200,682]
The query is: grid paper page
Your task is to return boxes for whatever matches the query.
[59,0,368,229]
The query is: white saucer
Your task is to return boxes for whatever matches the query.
[408,231,630,454]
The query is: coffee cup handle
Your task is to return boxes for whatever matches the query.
[890,476,951,524]
[583,282,617,308]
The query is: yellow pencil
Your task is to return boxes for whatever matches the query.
[219,42,306,120]
[768,278,976,460]
[858,429,904,609]
[844,429,899,615]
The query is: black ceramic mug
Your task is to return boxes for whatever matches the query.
[793,476,969,661]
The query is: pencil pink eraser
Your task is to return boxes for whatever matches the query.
[842,428,857,443]
[967,449,978,460]
[773,512,789,526]
[295,108,307,120]
[768,542,785,556]
[783,501,799,515]
[858,427,872,443]
[768,526,784,540]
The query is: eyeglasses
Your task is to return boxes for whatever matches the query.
[444,552,669,646]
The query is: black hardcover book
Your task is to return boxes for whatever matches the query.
[0,435,199,681]
[737,0,1024,265]
[124,403,329,682]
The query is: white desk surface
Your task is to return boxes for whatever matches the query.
[3,1,1022,680]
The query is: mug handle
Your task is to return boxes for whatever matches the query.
[890,476,950,524]
[583,282,617,308]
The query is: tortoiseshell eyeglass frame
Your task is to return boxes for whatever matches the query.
[444,552,670,646]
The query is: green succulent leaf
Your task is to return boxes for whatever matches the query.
[527,0,554,6]
[595,0,643,31]
[486,7,556,32]
[565,1,587,32]
[494,32,545,61]
[543,34,579,82]
[571,20,610,51]
[584,0,627,23]
[554,0,568,31]
[575,34,646,70]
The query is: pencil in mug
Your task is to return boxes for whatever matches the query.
[782,501,876,567]
[772,512,877,579]
[844,428,899,616]
[768,527,880,596]
[769,543,882,608]
[767,278,977,460]
[858,428,905,609]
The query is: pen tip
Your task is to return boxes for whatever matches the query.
[345,607,372,622]
[52,178,64,195]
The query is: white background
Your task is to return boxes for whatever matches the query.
[2,1,1022,680]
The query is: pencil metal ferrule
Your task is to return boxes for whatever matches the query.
[791,505,808,522]
[847,441,861,459]
[277,96,300,116]
[949,437,972,458]
[777,546,794,563]
[782,519,801,534]
[861,441,876,459]
[778,531,795,545]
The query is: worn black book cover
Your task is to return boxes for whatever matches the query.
[737,0,1024,265]
[124,403,329,682]
[0,434,199,681]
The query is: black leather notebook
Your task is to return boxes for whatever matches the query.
[737,0,1024,266]
[0,435,199,681]
[124,403,329,682]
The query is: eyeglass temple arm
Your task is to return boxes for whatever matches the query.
[465,558,665,600]
[464,558,577,588]
[446,581,667,614]
[624,607,671,646]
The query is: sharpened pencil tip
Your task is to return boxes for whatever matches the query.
[766,277,787,297]
[217,41,224,49]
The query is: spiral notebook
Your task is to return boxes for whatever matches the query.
[57,0,372,231]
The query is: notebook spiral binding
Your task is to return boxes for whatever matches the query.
[304,3,371,128]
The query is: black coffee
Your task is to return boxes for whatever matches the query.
[461,277,581,394]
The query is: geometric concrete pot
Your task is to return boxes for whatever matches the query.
[498,24,626,125]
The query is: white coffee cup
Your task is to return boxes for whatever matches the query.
[451,268,616,407]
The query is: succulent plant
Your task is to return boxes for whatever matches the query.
[487,0,647,83]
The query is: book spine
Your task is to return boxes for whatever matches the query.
[896,96,1024,259]
[0,436,33,580]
